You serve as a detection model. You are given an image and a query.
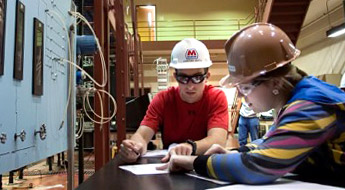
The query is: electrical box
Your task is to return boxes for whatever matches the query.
[0,0,75,174]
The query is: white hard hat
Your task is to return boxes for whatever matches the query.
[169,38,212,69]
[340,73,345,88]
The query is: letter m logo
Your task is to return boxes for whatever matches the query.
[185,48,198,60]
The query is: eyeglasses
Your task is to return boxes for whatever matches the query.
[175,73,207,84]
[236,80,264,96]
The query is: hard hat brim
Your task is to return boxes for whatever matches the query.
[219,73,259,88]
[219,75,232,88]
[169,61,212,69]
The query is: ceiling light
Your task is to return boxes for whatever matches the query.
[327,23,345,37]
[327,0,345,38]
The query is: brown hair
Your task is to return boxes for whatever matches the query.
[255,64,308,96]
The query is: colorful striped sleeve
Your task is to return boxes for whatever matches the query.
[194,100,338,184]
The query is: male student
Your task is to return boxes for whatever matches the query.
[118,38,229,163]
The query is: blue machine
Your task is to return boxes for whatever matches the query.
[0,0,76,174]
[77,35,97,55]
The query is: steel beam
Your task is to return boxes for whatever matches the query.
[94,0,110,171]
[113,0,127,148]
[130,0,139,97]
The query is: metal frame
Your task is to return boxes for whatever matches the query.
[67,24,76,190]
[91,0,144,171]
[113,0,127,149]
[94,0,110,171]
[131,0,139,97]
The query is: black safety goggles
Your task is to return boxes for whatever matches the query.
[175,73,207,84]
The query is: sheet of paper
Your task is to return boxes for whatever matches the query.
[119,163,168,175]
[141,150,169,158]
[141,144,178,158]
[206,178,344,190]
[186,172,231,185]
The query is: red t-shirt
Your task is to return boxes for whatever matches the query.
[140,85,229,148]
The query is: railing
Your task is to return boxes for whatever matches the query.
[128,12,255,41]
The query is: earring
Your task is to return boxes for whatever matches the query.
[272,89,279,95]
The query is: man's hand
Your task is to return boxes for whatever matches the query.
[161,143,193,162]
[118,140,144,163]
[157,155,197,173]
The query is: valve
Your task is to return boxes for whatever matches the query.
[14,130,26,142]
[0,133,6,144]
[34,124,47,140]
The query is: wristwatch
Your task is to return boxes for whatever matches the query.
[186,139,197,155]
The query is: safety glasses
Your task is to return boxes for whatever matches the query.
[236,80,265,96]
[175,73,207,84]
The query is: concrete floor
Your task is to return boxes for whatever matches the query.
[1,152,94,190]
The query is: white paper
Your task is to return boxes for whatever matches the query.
[141,144,177,158]
[32,185,64,190]
[119,163,168,175]
[206,178,344,190]
[141,149,169,158]
[168,143,178,151]
[186,172,231,185]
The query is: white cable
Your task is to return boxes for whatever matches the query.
[75,114,84,140]
[57,58,117,128]
[56,59,117,122]
[69,11,108,88]
[82,88,117,127]
[45,10,73,130]
[49,10,117,131]
[57,58,106,88]
[84,88,118,120]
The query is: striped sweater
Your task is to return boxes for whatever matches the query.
[194,76,345,184]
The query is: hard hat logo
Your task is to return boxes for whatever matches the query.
[185,49,198,60]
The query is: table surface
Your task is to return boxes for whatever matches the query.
[76,156,345,190]
[76,157,225,190]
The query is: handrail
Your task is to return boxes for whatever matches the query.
[128,12,255,41]
[135,11,255,23]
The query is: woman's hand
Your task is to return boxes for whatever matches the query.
[204,144,234,155]
[161,143,193,162]
[157,155,197,173]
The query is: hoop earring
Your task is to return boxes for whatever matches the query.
[272,89,279,95]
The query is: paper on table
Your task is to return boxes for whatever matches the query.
[141,144,177,158]
[206,178,344,190]
[119,163,168,175]
[186,172,231,185]
[141,150,169,158]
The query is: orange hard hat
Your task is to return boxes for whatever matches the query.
[220,23,300,87]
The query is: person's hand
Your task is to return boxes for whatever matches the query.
[118,140,143,163]
[157,155,197,173]
[204,144,232,155]
[161,143,193,162]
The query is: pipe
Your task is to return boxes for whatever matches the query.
[67,24,76,190]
